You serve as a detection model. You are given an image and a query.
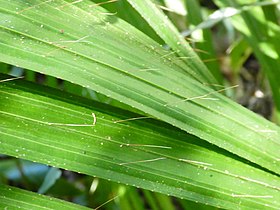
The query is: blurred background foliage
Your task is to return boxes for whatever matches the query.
[1,0,279,209]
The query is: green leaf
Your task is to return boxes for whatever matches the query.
[184,0,223,83]
[0,184,90,210]
[93,0,164,44]
[181,0,279,37]
[0,159,49,186]
[126,0,218,84]
[0,62,10,74]
[213,0,280,116]
[228,38,252,75]
[0,0,280,176]
[38,167,62,194]
[1,79,280,209]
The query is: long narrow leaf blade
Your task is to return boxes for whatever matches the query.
[1,79,280,209]
[0,184,90,210]
[0,0,280,174]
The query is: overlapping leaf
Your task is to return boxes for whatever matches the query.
[0,184,90,210]
[126,0,218,84]
[1,79,280,209]
[184,0,223,83]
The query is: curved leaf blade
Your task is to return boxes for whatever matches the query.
[0,0,280,175]
[1,79,280,209]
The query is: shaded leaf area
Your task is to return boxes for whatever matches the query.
[184,0,223,84]
[0,184,90,210]
[92,0,165,45]
[0,0,280,174]
[1,79,280,209]
[213,0,280,117]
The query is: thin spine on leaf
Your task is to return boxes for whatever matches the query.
[0,76,24,83]
[45,36,91,56]
[202,58,219,63]
[113,116,151,123]
[49,35,91,44]
[202,83,228,88]
[99,12,118,16]
[192,48,210,55]
[47,112,96,126]
[179,158,213,166]
[231,194,273,198]
[94,195,119,210]
[119,157,166,165]
[157,5,178,13]
[119,144,172,149]
[176,56,196,60]
[138,68,160,72]
[160,51,177,58]
[182,85,238,101]
[56,0,84,9]
[16,0,53,14]
[90,0,118,8]
[165,84,239,106]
